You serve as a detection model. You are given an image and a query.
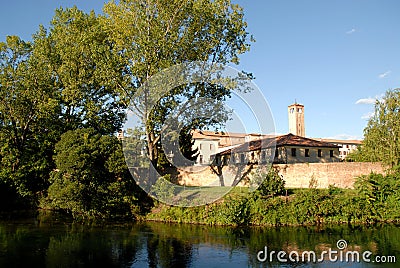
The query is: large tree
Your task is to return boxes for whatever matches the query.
[354,88,400,169]
[32,7,128,135]
[0,36,59,203]
[102,0,253,169]
[0,6,132,206]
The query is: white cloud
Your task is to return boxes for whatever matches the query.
[346,28,356,34]
[355,97,376,105]
[355,93,384,105]
[361,111,374,120]
[326,134,363,140]
[378,70,391,78]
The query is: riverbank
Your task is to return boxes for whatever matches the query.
[145,184,400,226]
[30,170,400,226]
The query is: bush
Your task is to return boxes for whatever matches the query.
[150,175,176,203]
[253,168,285,197]
[41,128,140,220]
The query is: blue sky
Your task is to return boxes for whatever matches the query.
[1,0,399,139]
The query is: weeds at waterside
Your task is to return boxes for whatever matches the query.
[146,171,400,226]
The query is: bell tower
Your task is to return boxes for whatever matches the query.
[288,103,305,137]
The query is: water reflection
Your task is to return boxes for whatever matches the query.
[0,215,399,267]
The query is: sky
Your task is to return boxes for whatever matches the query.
[1,0,399,140]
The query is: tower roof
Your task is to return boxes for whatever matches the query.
[288,102,304,107]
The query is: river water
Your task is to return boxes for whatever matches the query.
[0,215,399,267]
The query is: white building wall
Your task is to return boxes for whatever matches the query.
[193,139,219,165]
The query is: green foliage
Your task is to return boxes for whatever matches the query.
[42,128,139,220]
[102,0,254,170]
[218,196,250,225]
[252,168,285,197]
[355,88,400,168]
[0,1,255,215]
[0,36,59,205]
[355,172,400,206]
[328,185,343,195]
[32,7,127,134]
[147,170,400,226]
[150,175,176,202]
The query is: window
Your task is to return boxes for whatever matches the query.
[231,154,235,164]
[240,154,245,163]
[330,150,334,157]
[291,148,296,157]
[290,108,295,113]
[275,149,279,158]
[261,150,266,162]
[305,149,310,157]
[318,149,322,157]
[297,108,302,113]
[199,143,203,150]
[210,144,213,151]
[199,155,203,164]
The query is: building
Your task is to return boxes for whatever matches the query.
[191,130,268,165]
[313,138,362,160]
[191,134,219,165]
[192,102,360,165]
[288,102,305,137]
[216,133,340,165]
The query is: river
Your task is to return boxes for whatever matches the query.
[0,215,398,267]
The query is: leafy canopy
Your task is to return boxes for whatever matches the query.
[350,88,400,170]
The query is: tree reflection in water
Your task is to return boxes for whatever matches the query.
[0,216,399,267]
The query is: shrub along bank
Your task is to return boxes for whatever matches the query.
[146,170,400,226]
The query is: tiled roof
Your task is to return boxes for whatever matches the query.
[219,133,339,155]
[312,138,362,145]
[191,129,267,139]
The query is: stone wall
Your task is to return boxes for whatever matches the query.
[274,162,386,189]
[177,162,386,189]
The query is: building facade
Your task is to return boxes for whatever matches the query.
[216,133,340,165]
[192,137,219,165]
[314,138,362,160]
[191,130,268,165]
